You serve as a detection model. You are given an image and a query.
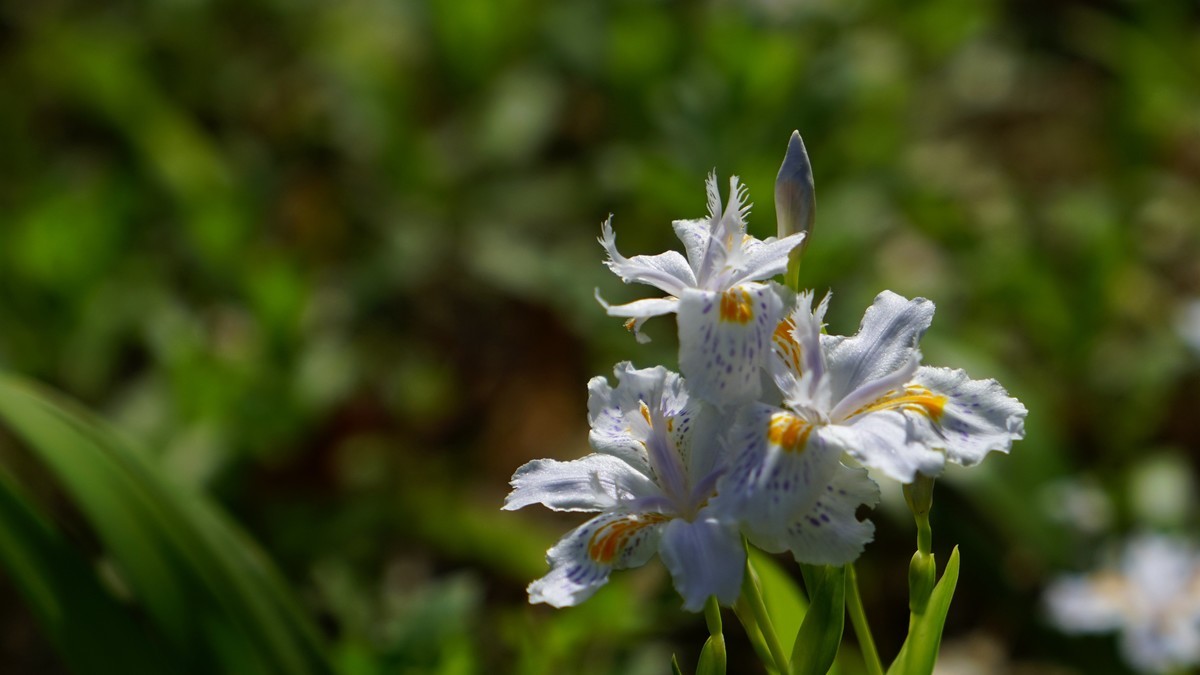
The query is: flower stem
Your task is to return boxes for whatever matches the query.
[741,556,791,675]
[845,563,884,675]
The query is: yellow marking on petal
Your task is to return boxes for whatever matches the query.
[719,289,755,324]
[587,514,668,564]
[852,386,947,421]
[666,418,674,433]
[772,318,803,374]
[624,318,637,331]
[767,412,812,453]
[639,401,652,426]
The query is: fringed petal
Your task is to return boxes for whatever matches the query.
[600,217,696,296]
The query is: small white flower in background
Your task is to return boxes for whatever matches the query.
[727,289,1026,497]
[1046,535,1200,673]
[503,363,745,611]
[596,173,806,406]
[1176,299,1200,355]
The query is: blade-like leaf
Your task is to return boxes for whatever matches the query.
[0,470,181,674]
[886,547,961,675]
[791,565,846,675]
[0,374,333,674]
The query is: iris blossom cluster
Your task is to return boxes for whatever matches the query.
[505,134,1027,612]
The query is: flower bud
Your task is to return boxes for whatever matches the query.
[775,130,816,244]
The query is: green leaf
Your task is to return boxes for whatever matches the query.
[748,548,809,663]
[0,470,180,674]
[0,374,334,674]
[887,547,961,675]
[791,565,846,675]
[672,654,685,675]
[696,634,727,675]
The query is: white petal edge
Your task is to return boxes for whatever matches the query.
[504,454,660,512]
[594,291,680,343]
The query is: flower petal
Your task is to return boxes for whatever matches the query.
[600,217,696,295]
[908,366,1027,468]
[658,516,746,611]
[719,404,845,533]
[725,232,807,286]
[528,511,668,608]
[504,454,659,513]
[823,291,934,402]
[746,462,878,566]
[678,284,782,406]
[594,292,680,344]
[823,413,946,482]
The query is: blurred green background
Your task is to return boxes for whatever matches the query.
[1,0,1199,673]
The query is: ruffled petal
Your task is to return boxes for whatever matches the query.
[908,366,1027,468]
[600,217,696,296]
[594,292,680,344]
[745,462,878,566]
[658,516,746,611]
[504,454,659,513]
[719,404,845,534]
[823,413,946,483]
[823,291,934,402]
[677,284,782,406]
[528,511,668,608]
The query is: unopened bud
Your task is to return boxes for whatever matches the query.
[775,130,816,243]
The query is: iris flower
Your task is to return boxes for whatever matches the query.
[503,363,745,611]
[596,174,806,406]
[1046,535,1200,673]
[724,290,1026,550]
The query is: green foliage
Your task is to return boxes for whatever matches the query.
[887,547,961,675]
[791,565,846,675]
[0,374,333,674]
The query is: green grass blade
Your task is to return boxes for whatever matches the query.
[0,373,333,674]
[0,470,183,674]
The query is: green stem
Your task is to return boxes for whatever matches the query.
[704,596,723,636]
[733,598,776,673]
[742,557,791,675]
[845,564,884,675]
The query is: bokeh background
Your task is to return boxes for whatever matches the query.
[2,0,1200,673]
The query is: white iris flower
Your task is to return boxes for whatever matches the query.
[724,291,1026,545]
[1046,535,1200,673]
[503,363,745,611]
[596,173,807,406]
